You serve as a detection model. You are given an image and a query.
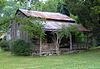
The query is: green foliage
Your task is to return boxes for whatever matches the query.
[31,1,44,11]
[0,0,25,31]
[0,0,6,7]
[41,0,60,12]
[32,0,62,12]
[15,16,45,39]
[64,0,100,32]
[0,40,9,51]
[64,0,100,45]
[57,2,70,16]
[0,16,13,31]
[70,14,79,22]
[58,25,78,37]
[76,33,87,42]
[11,39,33,56]
[57,25,78,44]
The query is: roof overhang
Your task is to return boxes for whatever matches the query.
[42,20,89,32]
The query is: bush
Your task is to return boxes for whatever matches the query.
[11,39,33,56]
[0,40,10,51]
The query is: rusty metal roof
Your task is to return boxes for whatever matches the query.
[17,9,89,32]
[18,9,75,21]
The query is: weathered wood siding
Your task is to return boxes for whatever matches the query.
[8,21,29,42]
[10,21,19,40]
[20,31,29,42]
[8,10,30,42]
[32,38,40,55]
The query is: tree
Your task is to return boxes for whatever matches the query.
[0,0,25,31]
[32,0,62,12]
[15,16,45,39]
[57,2,70,16]
[0,16,13,31]
[64,0,100,46]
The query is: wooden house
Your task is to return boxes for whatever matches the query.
[6,9,89,56]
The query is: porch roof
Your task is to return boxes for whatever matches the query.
[43,21,89,32]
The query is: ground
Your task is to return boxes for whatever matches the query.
[0,47,100,69]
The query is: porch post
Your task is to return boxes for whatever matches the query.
[40,38,42,56]
[70,33,73,50]
[56,33,60,55]
[86,32,89,49]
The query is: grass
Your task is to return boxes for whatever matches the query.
[0,47,100,69]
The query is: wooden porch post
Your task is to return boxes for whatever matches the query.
[40,38,42,56]
[56,33,60,55]
[86,32,89,49]
[70,33,73,50]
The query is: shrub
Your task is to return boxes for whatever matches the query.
[11,39,33,56]
[0,40,10,51]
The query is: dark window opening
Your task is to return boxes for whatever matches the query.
[60,37,70,48]
[45,31,54,43]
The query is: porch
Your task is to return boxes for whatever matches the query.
[32,31,89,56]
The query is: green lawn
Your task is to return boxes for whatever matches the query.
[0,48,100,69]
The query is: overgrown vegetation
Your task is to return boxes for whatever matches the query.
[16,17,45,39]
[0,40,9,51]
[64,0,100,45]
[11,39,33,56]
[56,25,79,47]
